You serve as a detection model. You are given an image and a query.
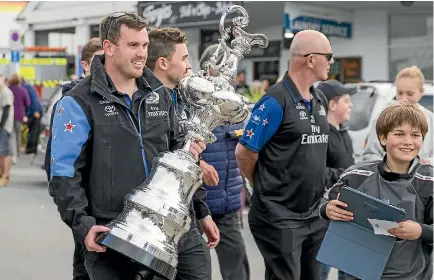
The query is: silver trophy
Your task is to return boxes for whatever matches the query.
[96,5,268,280]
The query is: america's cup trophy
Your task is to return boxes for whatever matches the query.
[96,5,268,280]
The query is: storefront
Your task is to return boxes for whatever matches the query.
[283,1,433,82]
[17,1,432,83]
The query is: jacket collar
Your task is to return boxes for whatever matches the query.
[142,67,165,91]
[378,154,420,181]
[282,71,322,104]
[89,54,153,97]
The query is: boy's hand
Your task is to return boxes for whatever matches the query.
[388,220,422,240]
[326,194,354,221]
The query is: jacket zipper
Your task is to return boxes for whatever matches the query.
[124,97,149,177]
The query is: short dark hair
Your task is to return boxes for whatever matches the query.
[81,38,103,63]
[376,101,428,150]
[99,12,148,45]
[146,27,187,71]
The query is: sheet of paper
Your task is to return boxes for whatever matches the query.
[367,218,399,237]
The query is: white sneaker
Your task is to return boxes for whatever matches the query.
[11,156,17,164]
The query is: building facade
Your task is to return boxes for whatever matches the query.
[16,1,433,84]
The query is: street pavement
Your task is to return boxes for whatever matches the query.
[0,157,338,280]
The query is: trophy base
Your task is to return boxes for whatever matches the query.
[96,232,176,280]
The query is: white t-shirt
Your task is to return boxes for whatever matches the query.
[0,85,14,134]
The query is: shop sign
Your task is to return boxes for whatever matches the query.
[138,1,243,27]
[292,16,352,38]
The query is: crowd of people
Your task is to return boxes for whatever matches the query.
[45,11,432,280]
[0,71,43,186]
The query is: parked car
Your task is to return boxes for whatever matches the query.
[33,83,64,169]
[347,82,433,163]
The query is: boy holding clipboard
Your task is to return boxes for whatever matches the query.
[319,102,433,279]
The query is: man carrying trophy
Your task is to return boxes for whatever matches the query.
[48,12,205,279]
[49,4,268,280]
[145,26,223,280]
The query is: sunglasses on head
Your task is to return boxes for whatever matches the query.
[303,52,334,62]
[104,12,145,42]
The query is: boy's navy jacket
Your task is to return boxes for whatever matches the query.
[320,157,433,279]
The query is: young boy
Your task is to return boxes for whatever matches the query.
[317,80,357,280]
[318,80,357,177]
[320,101,433,280]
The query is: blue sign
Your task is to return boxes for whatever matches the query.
[10,50,20,63]
[292,16,352,38]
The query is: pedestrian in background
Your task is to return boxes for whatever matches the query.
[8,73,30,163]
[198,43,250,280]
[0,74,14,186]
[22,78,43,156]
[363,66,433,164]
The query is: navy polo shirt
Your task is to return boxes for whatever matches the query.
[240,72,330,228]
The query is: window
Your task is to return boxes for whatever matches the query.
[389,15,433,80]
[419,95,433,112]
[347,87,377,131]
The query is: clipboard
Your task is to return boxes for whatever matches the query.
[316,186,406,280]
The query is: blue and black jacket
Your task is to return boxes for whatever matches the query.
[46,55,186,244]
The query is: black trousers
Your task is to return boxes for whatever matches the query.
[73,235,90,280]
[83,228,211,280]
[249,217,327,280]
[26,116,41,154]
[213,212,250,280]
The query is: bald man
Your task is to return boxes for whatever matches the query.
[235,30,335,280]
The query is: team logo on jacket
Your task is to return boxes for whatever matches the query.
[146,92,160,104]
[299,111,308,120]
[252,115,261,124]
[99,97,113,104]
[318,105,326,116]
[301,124,328,145]
[147,106,168,117]
[296,102,305,110]
[104,105,119,117]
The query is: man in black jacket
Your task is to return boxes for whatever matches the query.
[144,27,218,280]
[47,12,205,280]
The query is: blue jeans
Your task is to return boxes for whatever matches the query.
[321,263,346,280]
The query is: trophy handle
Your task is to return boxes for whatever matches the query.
[206,5,269,83]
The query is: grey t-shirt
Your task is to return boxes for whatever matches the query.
[0,85,14,134]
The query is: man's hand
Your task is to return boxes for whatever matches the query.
[189,141,206,161]
[200,160,219,186]
[388,220,422,240]
[33,112,41,119]
[200,216,220,249]
[84,225,111,252]
[23,116,28,123]
[326,194,353,221]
